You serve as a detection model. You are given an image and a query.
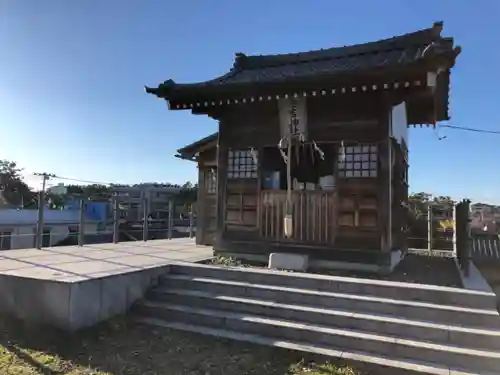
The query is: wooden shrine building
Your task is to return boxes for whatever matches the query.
[147,22,461,272]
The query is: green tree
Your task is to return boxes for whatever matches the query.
[175,181,198,215]
[0,160,36,207]
[65,184,111,200]
[46,192,66,209]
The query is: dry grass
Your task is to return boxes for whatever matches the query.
[0,315,364,375]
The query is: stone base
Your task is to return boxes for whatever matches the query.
[0,238,213,331]
[268,253,308,271]
[0,266,169,331]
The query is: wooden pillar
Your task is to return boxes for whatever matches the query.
[195,166,206,245]
[378,99,392,253]
[256,146,263,233]
[215,140,228,248]
[378,138,391,252]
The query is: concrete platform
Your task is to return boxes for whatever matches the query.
[0,238,213,331]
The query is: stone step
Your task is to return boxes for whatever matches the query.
[161,274,500,328]
[136,302,500,373]
[147,287,500,351]
[168,263,497,310]
[136,317,460,375]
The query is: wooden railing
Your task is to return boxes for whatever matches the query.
[260,190,337,245]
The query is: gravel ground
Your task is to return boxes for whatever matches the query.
[210,253,464,288]
[320,254,463,288]
[0,315,364,375]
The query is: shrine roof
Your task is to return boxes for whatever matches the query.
[175,132,218,160]
[145,21,460,103]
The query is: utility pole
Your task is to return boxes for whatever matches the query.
[34,172,55,249]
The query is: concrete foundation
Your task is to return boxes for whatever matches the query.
[0,266,171,330]
[0,238,212,331]
[474,262,500,309]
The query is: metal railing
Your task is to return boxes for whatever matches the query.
[406,204,455,255]
[0,196,196,250]
[404,200,471,273]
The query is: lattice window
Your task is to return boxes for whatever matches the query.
[205,169,217,194]
[227,149,258,179]
[338,144,378,178]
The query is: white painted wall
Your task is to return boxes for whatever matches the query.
[388,101,409,252]
[0,209,82,225]
[5,223,98,250]
[10,226,35,249]
[390,101,409,147]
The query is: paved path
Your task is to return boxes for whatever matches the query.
[0,238,213,282]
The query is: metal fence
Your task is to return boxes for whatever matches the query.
[0,196,196,250]
[470,233,500,261]
[407,204,455,253]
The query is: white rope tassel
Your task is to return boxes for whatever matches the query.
[339,140,346,163]
[312,140,325,160]
[278,137,289,164]
[250,147,258,165]
[278,137,288,149]
[279,149,288,164]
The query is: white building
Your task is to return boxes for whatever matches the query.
[0,209,98,250]
[111,184,183,221]
[47,183,68,196]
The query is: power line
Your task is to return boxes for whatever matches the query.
[440,125,500,135]
[51,175,112,186]
[33,172,55,191]
[22,172,115,186]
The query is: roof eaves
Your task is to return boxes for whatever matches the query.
[176,132,218,158]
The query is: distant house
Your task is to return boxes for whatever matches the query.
[470,203,500,234]
[47,183,68,196]
[111,184,182,221]
[0,209,98,250]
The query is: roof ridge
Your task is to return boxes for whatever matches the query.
[233,21,444,70]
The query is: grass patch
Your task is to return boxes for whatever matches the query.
[0,315,364,375]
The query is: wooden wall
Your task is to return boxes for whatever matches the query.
[213,92,394,254]
[196,148,218,246]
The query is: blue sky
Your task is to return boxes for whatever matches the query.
[1,1,499,203]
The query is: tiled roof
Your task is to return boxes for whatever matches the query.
[145,22,459,102]
[176,133,218,160]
